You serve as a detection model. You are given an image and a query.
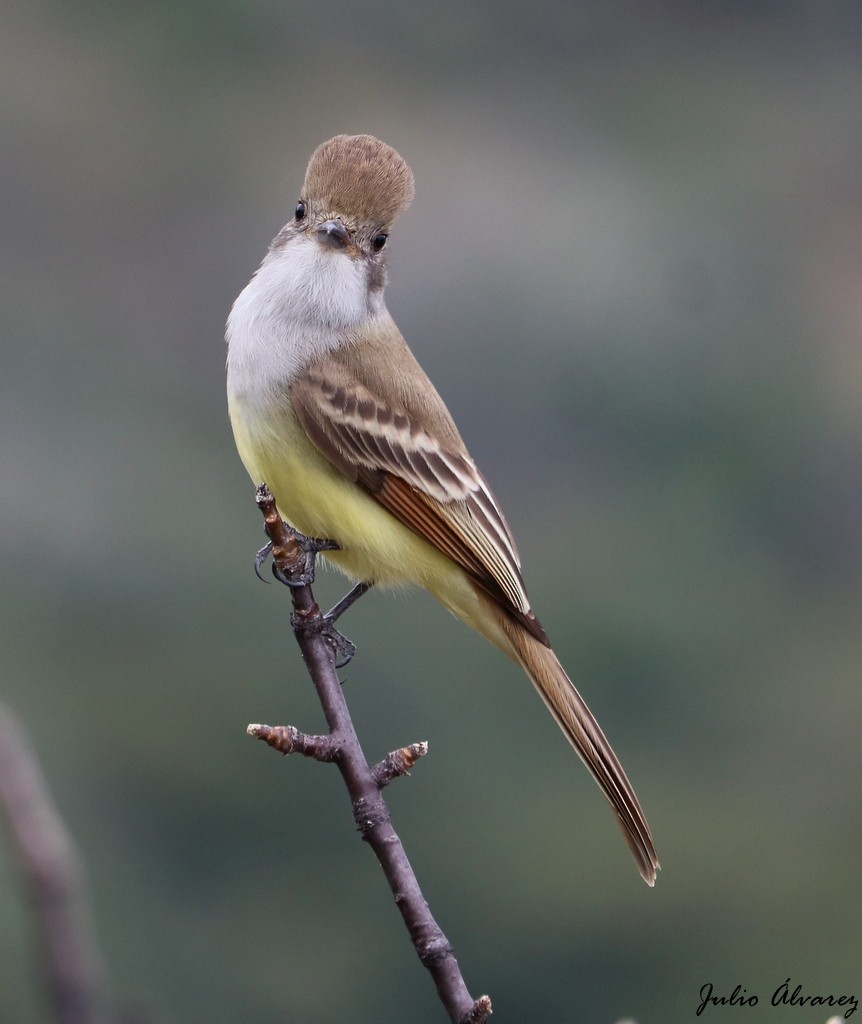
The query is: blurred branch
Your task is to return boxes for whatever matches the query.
[248,484,492,1024]
[0,701,108,1024]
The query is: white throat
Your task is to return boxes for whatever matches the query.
[226,234,383,405]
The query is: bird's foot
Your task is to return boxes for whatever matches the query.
[314,583,373,668]
[254,532,339,587]
[321,623,357,669]
[289,612,357,669]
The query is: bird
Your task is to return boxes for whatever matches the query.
[226,134,659,885]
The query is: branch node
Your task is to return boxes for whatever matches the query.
[352,796,391,839]
[246,723,337,762]
[417,935,455,968]
[460,995,493,1023]
[289,606,322,629]
[371,742,429,788]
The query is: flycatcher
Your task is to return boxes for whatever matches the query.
[226,135,659,885]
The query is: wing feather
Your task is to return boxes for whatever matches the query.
[291,363,549,645]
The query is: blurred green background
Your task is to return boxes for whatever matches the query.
[2,1,861,1021]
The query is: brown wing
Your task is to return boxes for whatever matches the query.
[290,362,549,645]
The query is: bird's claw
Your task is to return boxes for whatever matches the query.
[254,542,273,582]
[253,532,339,587]
[321,619,357,669]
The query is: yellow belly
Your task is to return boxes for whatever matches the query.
[228,394,509,650]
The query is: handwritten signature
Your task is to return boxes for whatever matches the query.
[697,980,857,1019]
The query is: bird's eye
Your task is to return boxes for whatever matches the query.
[371,232,388,253]
[294,201,307,222]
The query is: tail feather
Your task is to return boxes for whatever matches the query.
[499,612,660,886]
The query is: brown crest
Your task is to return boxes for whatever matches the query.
[302,135,415,226]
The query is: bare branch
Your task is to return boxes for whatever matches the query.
[250,484,492,1022]
[0,701,108,1024]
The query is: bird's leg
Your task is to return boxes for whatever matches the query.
[315,581,374,669]
[256,524,369,669]
[324,581,373,624]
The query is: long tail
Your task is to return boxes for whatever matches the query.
[498,611,660,886]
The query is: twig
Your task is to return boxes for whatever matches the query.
[246,724,337,762]
[370,741,429,789]
[248,484,492,1024]
[0,701,108,1024]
